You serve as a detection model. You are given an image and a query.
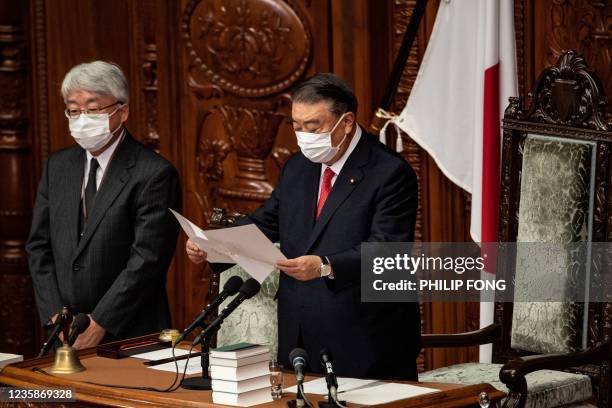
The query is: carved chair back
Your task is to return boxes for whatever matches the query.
[494,50,612,399]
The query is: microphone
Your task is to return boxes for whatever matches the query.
[192,278,261,345]
[68,314,91,346]
[176,276,243,344]
[289,348,309,384]
[320,348,339,400]
[38,307,72,357]
[289,348,309,408]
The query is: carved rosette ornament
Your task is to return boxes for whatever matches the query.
[182,0,311,97]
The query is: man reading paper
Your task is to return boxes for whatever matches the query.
[186,74,420,380]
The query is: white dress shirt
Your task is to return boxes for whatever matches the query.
[81,129,126,198]
[317,125,362,200]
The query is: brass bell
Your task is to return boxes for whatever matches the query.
[48,345,85,374]
[159,329,180,346]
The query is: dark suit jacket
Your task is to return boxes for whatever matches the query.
[26,133,181,340]
[238,131,421,380]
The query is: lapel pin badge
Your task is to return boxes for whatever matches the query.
[349,177,356,185]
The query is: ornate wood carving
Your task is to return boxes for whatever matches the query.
[215,105,285,200]
[183,0,310,218]
[0,16,37,357]
[197,137,231,182]
[546,0,611,99]
[182,0,312,97]
[181,0,313,328]
[31,0,49,168]
[129,0,161,152]
[271,146,296,168]
[142,43,160,152]
[513,0,526,99]
[523,50,609,130]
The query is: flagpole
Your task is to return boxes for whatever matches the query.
[369,0,429,136]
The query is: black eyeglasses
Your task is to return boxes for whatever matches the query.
[64,102,122,119]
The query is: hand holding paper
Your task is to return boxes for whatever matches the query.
[186,239,207,264]
[171,209,285,283]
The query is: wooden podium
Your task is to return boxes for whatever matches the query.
[0,346,504,407]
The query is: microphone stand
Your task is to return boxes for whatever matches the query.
[38,323,62,358]
[287,383,306,408]
[181,330,213,390]
[318,389,345,408]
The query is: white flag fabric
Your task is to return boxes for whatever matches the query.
[381,0,518,362]
[382,0,517,244]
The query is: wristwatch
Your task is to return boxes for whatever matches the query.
[320,256,333,278]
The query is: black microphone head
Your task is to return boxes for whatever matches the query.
[224,275,244,295]
[71,313,91,335]
[289,347,309,367]
[240,278,261,299]
[320,347,333,362]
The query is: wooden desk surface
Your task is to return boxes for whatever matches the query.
[0,348,504,407]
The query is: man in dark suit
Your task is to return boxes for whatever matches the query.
[187,73,420,380]
[26,61,181,349]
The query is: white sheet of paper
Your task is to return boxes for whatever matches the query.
[170,210,286,283]
[286,377,379,395]
[0,353,23,369]
[148,357,202,375]
[130,347,191,361]
[170,209,234,263]
[340,382,439,405]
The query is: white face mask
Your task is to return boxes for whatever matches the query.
[295,113,349,163]
[69,106,123,152]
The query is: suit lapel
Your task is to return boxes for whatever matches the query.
[301,162,321,238]
[65,148,86,249]
[304,135,371,253]
[73,135,136,259]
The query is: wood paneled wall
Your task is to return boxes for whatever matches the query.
[1,0,610,374]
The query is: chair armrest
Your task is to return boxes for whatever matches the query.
[498,341,609,408]
[421,324,501,348]
[500,340,609,382]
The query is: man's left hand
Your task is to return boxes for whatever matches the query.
[276,256,321,281]
[72,316,105,350]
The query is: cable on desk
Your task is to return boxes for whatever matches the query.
[32,343,196,393]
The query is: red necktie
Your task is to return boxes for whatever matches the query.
[316,167,335,219]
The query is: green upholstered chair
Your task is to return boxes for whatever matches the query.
[217,266,279,360]
[419,51,612,408]
[206,209,279,360]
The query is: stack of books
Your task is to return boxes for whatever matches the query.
[210,343,272,407]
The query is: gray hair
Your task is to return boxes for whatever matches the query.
[61,61,129,103]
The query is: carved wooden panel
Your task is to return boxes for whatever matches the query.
[519,0,612,118]
[0,3,38,357]
[182,0,309,217]
[178,0,318,330]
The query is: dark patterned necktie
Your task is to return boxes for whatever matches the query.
[84,158,99,219]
